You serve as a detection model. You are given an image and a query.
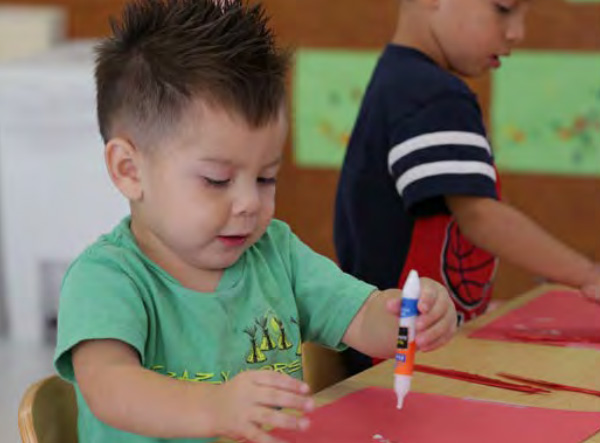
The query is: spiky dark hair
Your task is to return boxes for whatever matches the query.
[95,0,289,145]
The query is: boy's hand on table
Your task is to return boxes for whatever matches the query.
[213,370,314,443]
[581,285,600,304]
[386,277,457,352]
[581,263,600,305]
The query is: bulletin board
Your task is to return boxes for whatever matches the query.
[4,0,599,299]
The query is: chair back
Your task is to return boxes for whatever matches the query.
[302,342,347,393]
[18,375,78,443]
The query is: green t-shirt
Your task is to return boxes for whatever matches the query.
[54,217,375,442]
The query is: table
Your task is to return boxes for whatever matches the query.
[219,284,600,442]
[313,285,600,442]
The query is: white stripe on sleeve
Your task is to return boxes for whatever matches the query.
[395,160,497,196]
[388,131,491,173]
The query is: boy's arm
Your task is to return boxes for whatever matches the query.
[72,339,312,442]
[73,339,219,437]
[446,195,600,293]
[342,279,456,358]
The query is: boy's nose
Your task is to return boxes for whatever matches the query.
[506,16,526,44]
[233,184,260,216]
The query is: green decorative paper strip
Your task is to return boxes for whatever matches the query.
[492,51,600,176]
[293,49,379,168]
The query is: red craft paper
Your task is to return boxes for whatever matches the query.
[498,372,600,398]
[414,364,550,394]
[469,290,600,349]
[269,387,600,443]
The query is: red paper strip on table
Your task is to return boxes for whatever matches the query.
[414,364,550,394]
[498,373,600,398]
[469,290,600,349]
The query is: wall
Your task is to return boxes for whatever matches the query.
[3,0,600,299]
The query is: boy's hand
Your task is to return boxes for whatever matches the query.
[213,370,314,443]
[581,263,600,304]
[581,283,600,304]
[415,278,457,350]
[387,278,456,352]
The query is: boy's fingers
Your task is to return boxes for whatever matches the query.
[385,297,401,315]
[417,286,441,314]
[416,296,446,331]
[416,309,456,349]
[418,329,453,352]
[253,371,310,394]
[416,320,446,350]
[584,295,600,305]
[252,407,310,432]
[581,285,600,302]
[244,423,286,443]
[418,278,447,308]
[257,387,314,412]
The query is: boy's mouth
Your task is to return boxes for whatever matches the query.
[490,55,501,69]
[217,235,249,247]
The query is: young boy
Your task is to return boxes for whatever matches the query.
[53,1,457,442]
[334,0,600,375]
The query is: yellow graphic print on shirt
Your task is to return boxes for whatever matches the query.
[270,316,293,351]
[290,316,302,356]
[244,324,267,364]
[150,312,303,383]
[247,314,294,363]
[151,359,303,385]
[257,314,276,351]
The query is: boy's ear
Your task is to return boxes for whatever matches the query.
[105,137,144,201]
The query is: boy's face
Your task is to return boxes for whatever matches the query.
[431,0,529,77]
[129,100,287,283]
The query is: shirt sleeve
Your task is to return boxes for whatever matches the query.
[387,93,498,216]
[286,229,377,351]
[53,251,148,382]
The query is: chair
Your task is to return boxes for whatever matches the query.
[18,374,78,443]
[302,342,347,393]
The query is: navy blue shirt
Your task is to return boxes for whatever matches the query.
[335,45,499,334]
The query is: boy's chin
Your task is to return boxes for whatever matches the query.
[453,66,486,78]
[447,60,490,78]
[210,251,246,269]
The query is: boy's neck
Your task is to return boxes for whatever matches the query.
[390,7,448,71]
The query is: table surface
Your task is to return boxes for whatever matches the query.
[315,284,600,442]
[220,284,600,442]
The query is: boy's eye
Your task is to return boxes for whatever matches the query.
[495,2,513,14]
[258,177,277,185]
[204,177,230,187]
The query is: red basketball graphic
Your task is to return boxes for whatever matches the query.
[442,221,496,319]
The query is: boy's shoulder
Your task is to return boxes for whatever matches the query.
[65,217,140,275]
[375,44,474,101]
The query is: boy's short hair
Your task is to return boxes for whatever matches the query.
[95,0,289,146]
